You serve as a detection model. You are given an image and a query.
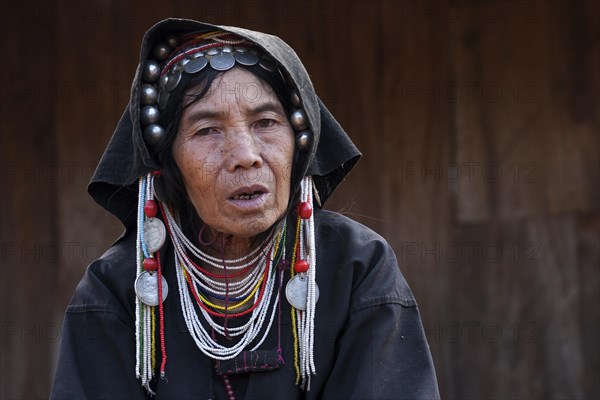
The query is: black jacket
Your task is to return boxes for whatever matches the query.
[51,209,439,399]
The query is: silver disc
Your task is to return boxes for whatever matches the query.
[135,271,168,306]
[259,56,277,72]
[285,275,319,311]
[235,51,259,66]
[158,74,169,90]
[165,68,182,92]
[184,56,208,73]
[144,217,166,254]
[184,56,208,74]
[210,53,236,71]
[158,90,170,110]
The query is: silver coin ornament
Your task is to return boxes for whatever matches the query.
[165,34,180,48]
[143,124,165,146]
[140,106,159,126]
[165,68,182,92]
[158,91,170,110]
[135,271,168,306]
[140,84,158,105]
[144,217,166,254]
[142,61,161,83]
[234,51,259,66]
[286,275,320,311]
[210,53,236,71]
[153,42,171,60]
[158,74,169,90]
[290,109,308,131]
[259,56,277,72]
[296,131,312,151]
[291,91,301,108]
[184,56,208,74]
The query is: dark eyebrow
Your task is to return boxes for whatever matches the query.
[247,101,286,116]
[183,100,285,124]
[182,109,225,124]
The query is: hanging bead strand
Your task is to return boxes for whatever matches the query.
[286,176,318,390]
[135,173,168,393]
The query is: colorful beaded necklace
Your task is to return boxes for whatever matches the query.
[134,174,318,394]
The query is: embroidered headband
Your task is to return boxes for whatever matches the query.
[139,31,313,152]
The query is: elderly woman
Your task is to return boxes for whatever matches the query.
[51,18,439,399]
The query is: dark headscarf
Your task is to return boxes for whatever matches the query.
[88,18,361,226]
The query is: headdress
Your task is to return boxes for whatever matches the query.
[137,30,313,152]
[88,18,362,395]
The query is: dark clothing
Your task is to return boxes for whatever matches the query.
[51,209,439,399]
[53,17,439,399]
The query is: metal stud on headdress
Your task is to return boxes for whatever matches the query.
[138,31,314,152]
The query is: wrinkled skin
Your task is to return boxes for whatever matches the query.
[173,68,294,254]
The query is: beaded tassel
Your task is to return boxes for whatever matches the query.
[136,176,153,392]
[294,176,318,390]
[135,173,167,394]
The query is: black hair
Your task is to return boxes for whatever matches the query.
[152,63,300,241]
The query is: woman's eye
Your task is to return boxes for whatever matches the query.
[195,127,217,136]
[256,119,275,129]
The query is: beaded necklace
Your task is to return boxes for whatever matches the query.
[161,197,287,360]
[134,174,319,394]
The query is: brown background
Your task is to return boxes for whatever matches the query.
[1,1,598,399]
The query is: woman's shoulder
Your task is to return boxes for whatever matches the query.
[314,208,417,309]
[65,229,137,319]
[315,208,388,244]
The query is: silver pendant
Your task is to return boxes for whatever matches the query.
[144,217,166,254]
[210,53,236,71]
[158,90,170,110]
[285,275,319,311]
[165,68,182,92]
[134,271,168,306]
[234,51,259,66]
[184,56,208,74]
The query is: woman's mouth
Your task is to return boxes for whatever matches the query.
[228,185,270,209]
[231,191,264,200]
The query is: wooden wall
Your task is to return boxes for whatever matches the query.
[1,1,598,398]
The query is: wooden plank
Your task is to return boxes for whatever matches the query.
[379,0,455,395]
[0,2,58,398]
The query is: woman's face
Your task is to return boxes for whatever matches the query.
[173,68,294,239]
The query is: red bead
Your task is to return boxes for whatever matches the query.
[294,260,309,273]
[143,257,158,271]
[144,200,158,218]
[298,202,312,219]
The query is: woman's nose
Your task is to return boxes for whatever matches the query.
[225,129,263,172]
